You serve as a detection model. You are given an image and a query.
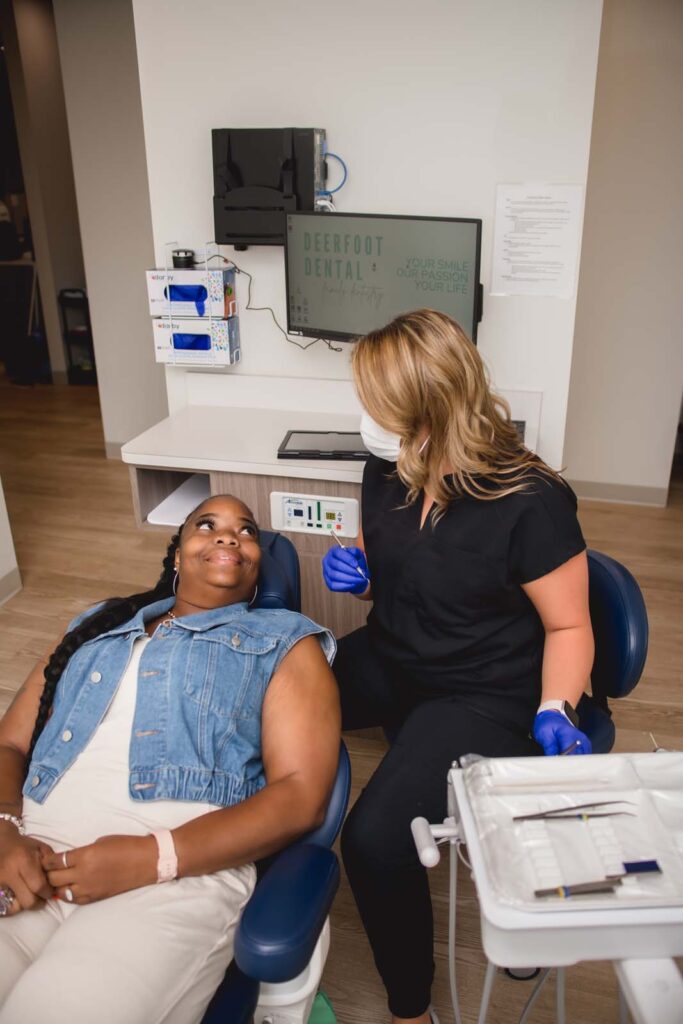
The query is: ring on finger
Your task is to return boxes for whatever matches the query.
[0,884,16,916]
[64,887,74,903]
[62,851,69,869]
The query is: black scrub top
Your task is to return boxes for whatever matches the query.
[362,455,586,729]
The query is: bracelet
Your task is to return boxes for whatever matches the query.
[152,829,178,883]
[0,814,26,836]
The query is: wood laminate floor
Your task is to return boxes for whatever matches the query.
[0,376,681,1023]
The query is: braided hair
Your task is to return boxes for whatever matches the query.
[27,531,180,761]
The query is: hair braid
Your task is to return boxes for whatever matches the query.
[27,532,180,761]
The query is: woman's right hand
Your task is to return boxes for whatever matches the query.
[322,546,370,595]
[0,822,54,915]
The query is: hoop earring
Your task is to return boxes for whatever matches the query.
[172,569,179,596]
[248,585,258,608]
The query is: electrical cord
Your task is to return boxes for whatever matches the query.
[449,841,464,1024]
[455,842,471,870]
[431,834,471,1024]
[436,837,471,870]
[318,152,348,196]
[192,253,343,353]
[517,968,553,1024]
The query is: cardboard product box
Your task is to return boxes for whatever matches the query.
[146,267,237,318]
[152,316,240,367]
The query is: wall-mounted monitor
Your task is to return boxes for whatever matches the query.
[285,211,483,343]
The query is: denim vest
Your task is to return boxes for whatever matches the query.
[24,598,336,808]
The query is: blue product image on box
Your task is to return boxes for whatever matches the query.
[171,333,212,351]
[164,284,209,316]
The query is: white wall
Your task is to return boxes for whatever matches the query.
[53,0,168,453]
[132,0,603,470]
[563,0,683,504]
[0,477,21,606]
[0,0,85,375]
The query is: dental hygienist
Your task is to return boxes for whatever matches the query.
[321,309,594,1024]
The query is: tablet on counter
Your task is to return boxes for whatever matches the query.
[277,430,368,461]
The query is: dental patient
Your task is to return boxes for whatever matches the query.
[0,495,340,1024]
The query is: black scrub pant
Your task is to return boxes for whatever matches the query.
[335,626,538,1019]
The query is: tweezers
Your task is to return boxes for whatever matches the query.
[513,799,637,822]
[534,812,637,821]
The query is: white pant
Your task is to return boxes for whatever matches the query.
[0,864,256,1024]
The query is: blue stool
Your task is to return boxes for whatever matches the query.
[577,549,649,752]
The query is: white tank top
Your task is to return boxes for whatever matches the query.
[23,637,221,851]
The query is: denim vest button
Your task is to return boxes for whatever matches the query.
[231,634,241,647]
[62,730,73,742]
[31,776,40,787]
[90,671,102,683]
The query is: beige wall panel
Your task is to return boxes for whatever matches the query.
[564,0,683,497]
[0,0,85,374]
[53,0,168,450]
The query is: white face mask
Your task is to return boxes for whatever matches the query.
[360,410,402,463]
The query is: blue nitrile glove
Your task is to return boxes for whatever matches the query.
[533,711,592,756]
[322,546,370,595]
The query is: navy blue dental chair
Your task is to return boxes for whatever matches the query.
[202,530,351,1024]
[576,549,649,752]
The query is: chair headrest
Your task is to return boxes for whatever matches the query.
[253,530,301,613]
[588,549,648,700]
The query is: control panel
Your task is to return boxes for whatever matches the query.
[270,491,359,539]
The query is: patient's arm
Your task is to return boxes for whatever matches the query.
[173,632,342,873]
[0,653,58,911]
[44,634,341,900]
[0,655,51,809]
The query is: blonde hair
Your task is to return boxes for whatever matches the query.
[352,308,564,521]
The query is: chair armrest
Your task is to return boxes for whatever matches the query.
[234,844,340,984]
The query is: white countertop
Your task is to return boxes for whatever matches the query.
[120,405,366,484]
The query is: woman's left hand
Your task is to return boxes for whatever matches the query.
[533,710,592,756]
[43,835,158,905]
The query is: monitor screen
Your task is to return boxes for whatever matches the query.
[282,431,366,453]
[278,430,367,460]
[285,211,482,342]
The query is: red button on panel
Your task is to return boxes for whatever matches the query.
[335,524,342,530]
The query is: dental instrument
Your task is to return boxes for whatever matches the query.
[331,530,369,583]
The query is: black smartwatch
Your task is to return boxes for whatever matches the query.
[538,699,579,728]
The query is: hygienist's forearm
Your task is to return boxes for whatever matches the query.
[539,624,595,708]
[0,744,27,816]
[171,776,327,877]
